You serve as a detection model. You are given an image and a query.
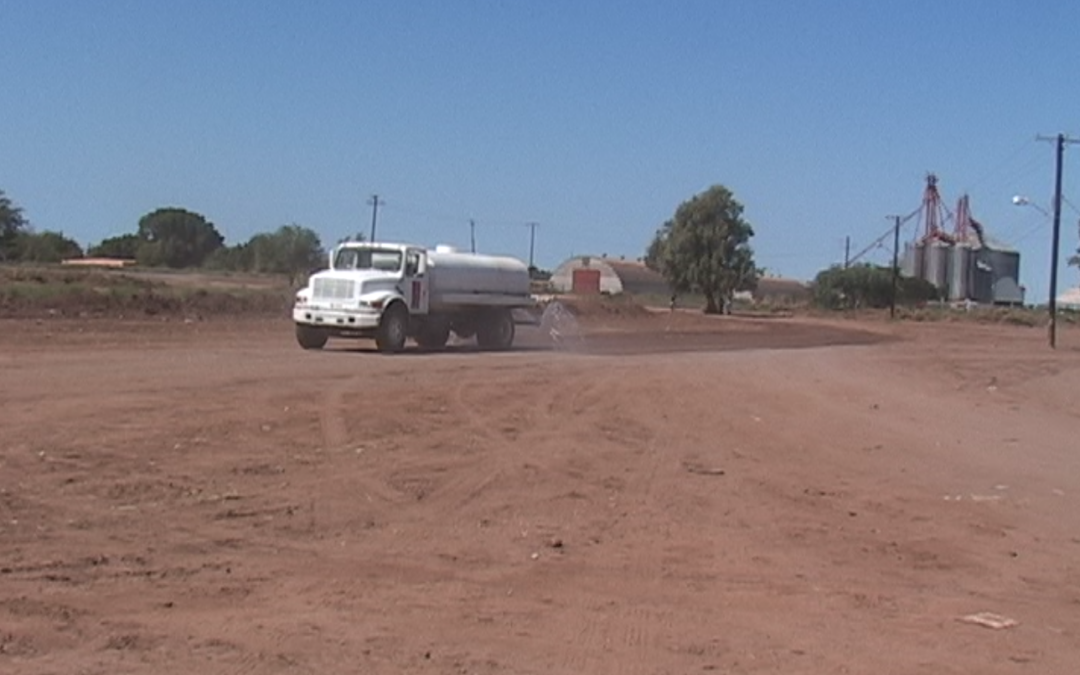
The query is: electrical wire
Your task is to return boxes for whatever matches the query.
[1008,218,1049,247]
[1061,195,1080,218]
[846,205,921,265]
[380,201,468,225]
[962,138,1044,195]
[380,199,533,228]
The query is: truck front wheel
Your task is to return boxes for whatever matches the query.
[477,309,514,351]
[296,324,329,350]
[376,304,409,353]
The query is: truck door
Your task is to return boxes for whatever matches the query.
[404,248,429,314]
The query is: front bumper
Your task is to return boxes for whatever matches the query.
[293,305,381,331]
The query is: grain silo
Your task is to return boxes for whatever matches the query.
[898,178,1024,305]
[949,244,973,302]
[925,241,951,291]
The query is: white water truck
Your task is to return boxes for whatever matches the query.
[292,242,536,352]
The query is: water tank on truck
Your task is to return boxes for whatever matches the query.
[425,245,532,309]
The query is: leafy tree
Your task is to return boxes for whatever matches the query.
[247,224,324,283]
[88,233,141,259]
[136,207,224,268]
[203,242,254,272]
[529,266,552,281]
[647,185,757,313]
[12,230,84,263]
[812,264,939,309]
[1,189,31,261]
[203,225,323,282]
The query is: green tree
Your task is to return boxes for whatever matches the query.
[812,264,939,309]
[88,233,141,259]
[247,224,324,283]
[203,242,254,272]
[647,185,757,314]
[12,230,84,263]
[136,207,224,268]
[1,189,31,261]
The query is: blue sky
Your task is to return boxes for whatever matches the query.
[4,1,1080,299]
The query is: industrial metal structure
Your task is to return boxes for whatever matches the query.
[900,175,1024,305]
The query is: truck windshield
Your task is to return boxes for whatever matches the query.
[334,248,403,272]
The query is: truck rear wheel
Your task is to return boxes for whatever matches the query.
[477,309,514,351]
[296,324,329,350]
[375,303,409,353]
[415,321,450,351]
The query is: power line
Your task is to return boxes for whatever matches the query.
[380,201,463,224]
[380,199,533,228]
[1008,218,1049,247]
[963,139,1045,195]
[847,205,920,266]
[1061,195,1080,217]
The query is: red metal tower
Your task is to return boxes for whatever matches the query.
[954,194,970,241]
[919,173,949,241]
[918,173,954,243]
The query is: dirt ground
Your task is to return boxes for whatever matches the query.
[2,310,1079,674]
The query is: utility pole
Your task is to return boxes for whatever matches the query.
[1036,133,1079,348]
[888,215,901,319]
[525,222,539,270]
[844,236,851,268]
[367,194,382,243]
[469,219,476,253]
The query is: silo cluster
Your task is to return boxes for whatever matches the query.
[902,236,1023,305]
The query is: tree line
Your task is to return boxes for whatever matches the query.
[1,190,324,283]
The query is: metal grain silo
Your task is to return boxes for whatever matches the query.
[970,250,994,303]
[986,248,1023,304]
[901,242,923,279]
[925,242,951,292]
[949,244,973,301]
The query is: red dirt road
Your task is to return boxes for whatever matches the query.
[2,314,1079,674]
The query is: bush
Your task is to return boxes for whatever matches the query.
[812,264,939,310]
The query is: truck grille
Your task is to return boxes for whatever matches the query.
[313,278,356,300]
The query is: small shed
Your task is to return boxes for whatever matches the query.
[549,256,670,296]
[1058,286,1080,310]
[750,277,812,304]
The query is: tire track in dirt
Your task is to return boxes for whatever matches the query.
[308,372,404,516]
[318,376,353,452]
[557,610,605,673]
[548,367,677,675]
[417,367,563,510]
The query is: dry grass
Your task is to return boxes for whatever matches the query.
[0,264,295,319]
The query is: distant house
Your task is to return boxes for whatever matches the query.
[739,277,812,305]
[1059,286,1080,310]
[61,257,137,269]
[549,256,670,296]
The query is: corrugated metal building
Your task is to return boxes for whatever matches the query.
[549,256,670,296]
